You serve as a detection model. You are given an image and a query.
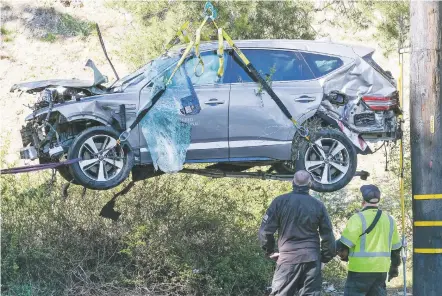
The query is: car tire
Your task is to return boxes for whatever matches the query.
[67,126,134,190]
[57,166,79,184]
[274,128,357,192]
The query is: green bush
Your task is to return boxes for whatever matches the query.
[1,159,293,295]
[1,148,410,295]
[111,0,316,69]
[1,25,14,42]
[23,7,94,40]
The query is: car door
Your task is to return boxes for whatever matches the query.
[138,50,229,163]
[225,49,323,160]
[182,51,230,161]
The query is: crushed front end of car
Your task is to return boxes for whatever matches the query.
[19,90,100,161]
[13,60,112,162]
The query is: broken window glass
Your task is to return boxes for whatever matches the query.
[138,53,221,173]
[112,54,179,89]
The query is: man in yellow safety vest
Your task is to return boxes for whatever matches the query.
[336,185,402,296]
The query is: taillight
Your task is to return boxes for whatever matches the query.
[362,94,398,111]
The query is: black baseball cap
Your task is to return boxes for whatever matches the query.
[360,185,381,204]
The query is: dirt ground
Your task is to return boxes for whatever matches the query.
[1,0,131,163]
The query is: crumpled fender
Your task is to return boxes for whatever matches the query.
[316,109,368,152]
[25,93,137,127]
[320,57,396,98]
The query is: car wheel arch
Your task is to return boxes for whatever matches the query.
[65,114,111,126]
[274,126,358,192]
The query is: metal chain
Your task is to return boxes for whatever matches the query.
[45,168,57,196]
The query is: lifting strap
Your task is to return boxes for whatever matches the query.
[218,26,309,139]
[217,28,224,78]
[359,210,383,237]
[166,40,195,85]
[121,1,310,145]
[0,158,81,174]
[164,21,191,52]
[194,17,209,77]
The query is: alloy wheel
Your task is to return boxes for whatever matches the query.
[77,134,125,182]
[304,138,350,185]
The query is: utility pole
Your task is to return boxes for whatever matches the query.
[410,2,442,296]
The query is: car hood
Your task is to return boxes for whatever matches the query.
[10,79,99,93]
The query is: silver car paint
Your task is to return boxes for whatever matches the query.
[26,92,141,148]
[21,39,396,163]
[138,83,231,163]
[229,79,323,160]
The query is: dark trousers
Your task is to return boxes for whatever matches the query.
[344,271,387,296]
[270,260,321,296]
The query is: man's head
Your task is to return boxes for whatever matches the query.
[293,170,312,187]
[360,184,381,207]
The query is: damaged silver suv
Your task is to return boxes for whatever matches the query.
[12,40,400,192]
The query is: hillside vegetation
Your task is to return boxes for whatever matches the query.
[1,1,411,295]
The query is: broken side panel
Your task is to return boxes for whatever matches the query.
[139,51,228,172]
[319,57,399,146]
[321,57,396,98]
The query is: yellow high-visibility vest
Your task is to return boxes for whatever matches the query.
[340,208,402,272]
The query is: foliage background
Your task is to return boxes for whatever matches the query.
[1,0,411,295]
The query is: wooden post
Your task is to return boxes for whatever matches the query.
[410,2,442,295]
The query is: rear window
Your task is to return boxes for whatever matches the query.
[363,54,393,80]
[224,49,315,83]
[301,52,343,77]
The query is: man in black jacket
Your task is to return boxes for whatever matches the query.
[258,170,336,296]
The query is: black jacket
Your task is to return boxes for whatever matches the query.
[258,185,336,263]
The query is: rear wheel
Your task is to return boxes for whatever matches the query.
[274,128,357,192]
[67,126,134,190]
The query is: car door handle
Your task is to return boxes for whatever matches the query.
[294,95,316,102]
[204,98,225,105]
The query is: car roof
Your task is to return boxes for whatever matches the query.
[188,39,374,58]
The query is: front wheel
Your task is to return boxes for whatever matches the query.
[274,128,357,192]
[67,126,134,190]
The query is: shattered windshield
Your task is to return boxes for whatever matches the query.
[112,54,179,89]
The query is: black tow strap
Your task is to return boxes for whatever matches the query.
[230,53,294,122]
[246,63,294,121]
[230,50,309,139]
[129,87,166,131]
[360,210,383,237]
